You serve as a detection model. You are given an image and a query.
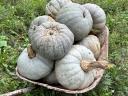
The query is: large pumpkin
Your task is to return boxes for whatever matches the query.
[56,4,93,41]
[29,21,74,60]
[45,0,72,18]
[82,3,106,29]
[79,35,101,59]
[55,45,96,90]
[17,46,53,80]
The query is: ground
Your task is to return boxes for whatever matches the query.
[0,0,128,96]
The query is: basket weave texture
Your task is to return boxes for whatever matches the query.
[16,26,109,94]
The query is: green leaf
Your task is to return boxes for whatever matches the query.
[0,36,8,40]
[0,41,7,47]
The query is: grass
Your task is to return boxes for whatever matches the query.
[0,0,128,96]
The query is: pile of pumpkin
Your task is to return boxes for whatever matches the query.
[16,0,109,90]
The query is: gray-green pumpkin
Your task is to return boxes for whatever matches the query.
[45,0,72,18]
[44,70,58,84]
[17,46,53,80]
[55,45,96,90]
[79,35,101,59]
[56,4,93,41]
[82,3,106,29]
[29,21,74,60]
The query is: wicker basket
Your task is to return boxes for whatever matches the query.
[16,26,109,94]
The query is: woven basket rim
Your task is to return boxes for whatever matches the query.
[16,26,109,94]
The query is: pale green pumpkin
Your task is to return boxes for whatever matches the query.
[17,47,53,80]
[29,21,74,60]
[79,35,101,59]
[83,3,106,29]
[44,70,58,84]
[45,0,72,18]
[55,45,96,90]
[56,4,93,41]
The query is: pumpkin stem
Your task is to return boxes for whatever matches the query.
[80,60,114,72]
[27,45,36,59]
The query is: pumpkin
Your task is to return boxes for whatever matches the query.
[44,70,58,84]
[45,0,72,18]
[55,45,96,90]
[79,35,100,59]
[56,4,93,41]
[17,46,53,80]
[29,21,74,60]
[55,45,109,89]
[28,16,55,51]
[82,3,106,29]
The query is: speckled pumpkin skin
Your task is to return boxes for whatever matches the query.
[55,45,96,90]
[28,15,55,36]
[79,35,101,59]
[83,3,106,29]
[56,4,93,41]
[45,0,72,18]
[29,22,74,60]
[17,48,53,80]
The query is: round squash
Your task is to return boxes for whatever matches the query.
[17,46,53,80]
[79,35,101,59]
[45,0,72,18]
[29,21,74,60]
[44,70,58,84]
[56,4,93,41]
[82,3,106,29]
[55,45,96,90]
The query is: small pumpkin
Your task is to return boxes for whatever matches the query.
[45,0,72,18]
[44,70,58,84]
[17,46,53,80]
[29,21,74,60]
[56,4,93,41]
[82,3,106,29]
[79,35,101,59]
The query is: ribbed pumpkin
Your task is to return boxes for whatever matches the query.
[17,46,53,80]
[56,4,93,41]
[79,35,101,59]
[29,21,74,60]
[82,3,106,29]
[45,0,72,18]
[55,45,96,90]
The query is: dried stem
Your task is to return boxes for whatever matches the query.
[27,45,36,59]
[80,60,113,72]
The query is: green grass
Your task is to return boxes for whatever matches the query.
[0,0,128,96]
